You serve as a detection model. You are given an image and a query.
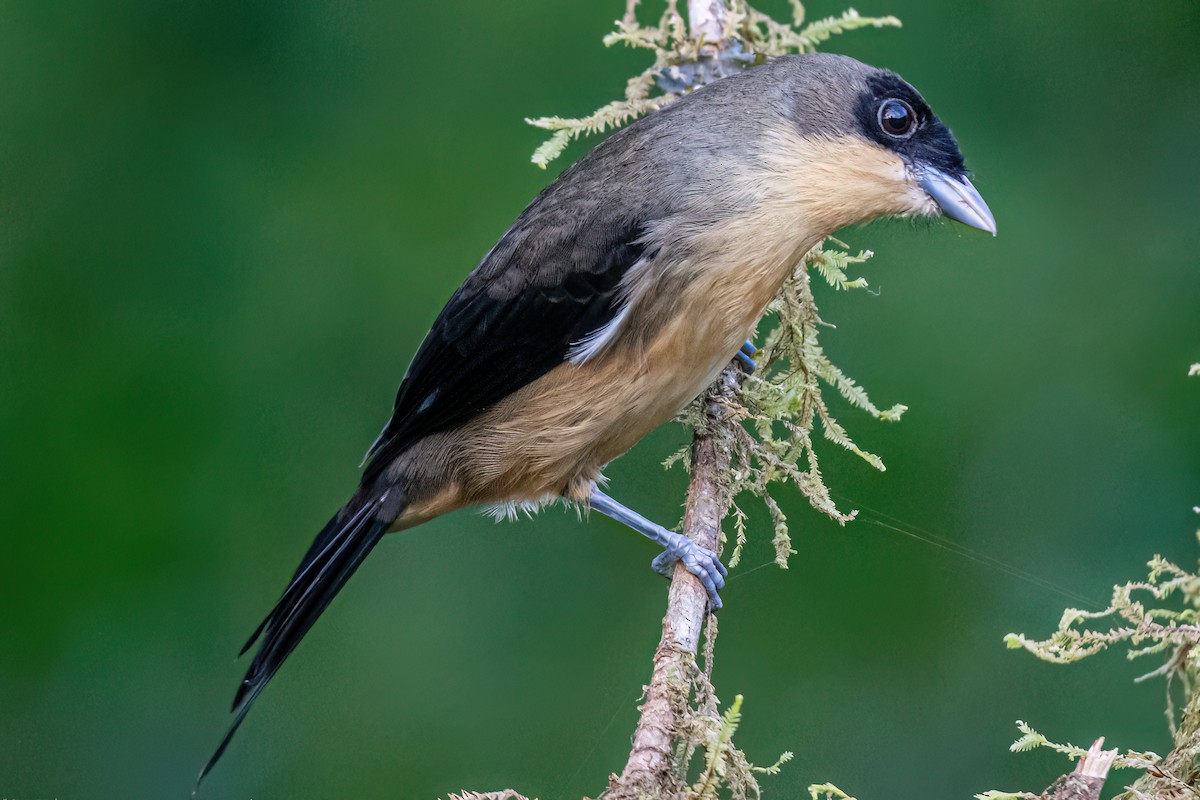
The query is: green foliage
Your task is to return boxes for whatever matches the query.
[692,694,745,799]
[1004,550,1200,666]
[734,2,901,57]
[807,784,859,800]
[983,536,1200,799]
[668,240,905,568]
[525,0,683,169]
[981,386,1200,799]
[526,1,899,167]
[688,694,794,800]
[1005,720,1159,770]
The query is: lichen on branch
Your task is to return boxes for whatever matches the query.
[666,240,906,570]
[984,534,1200,799]
[1005,551,1200,667]
[526,1,900,168]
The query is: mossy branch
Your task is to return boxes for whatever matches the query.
[980,526,1200,799]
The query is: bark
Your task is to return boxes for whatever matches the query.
[1038,739,1119,800]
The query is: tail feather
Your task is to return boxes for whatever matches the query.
[196,486,404,790]
[236,498,376,659]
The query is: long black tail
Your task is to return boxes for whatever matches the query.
[196,484,405,790]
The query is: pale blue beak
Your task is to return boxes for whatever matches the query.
[919,168,996,236]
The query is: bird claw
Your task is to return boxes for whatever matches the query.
[651,532,728,610]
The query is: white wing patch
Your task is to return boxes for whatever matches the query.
[567,304,630,365]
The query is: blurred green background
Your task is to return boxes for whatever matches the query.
[1,1,1197,797]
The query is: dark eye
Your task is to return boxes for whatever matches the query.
[877,98,917,138]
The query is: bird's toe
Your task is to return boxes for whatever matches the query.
[653,533,727,610]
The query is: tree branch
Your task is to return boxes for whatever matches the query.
[606,364,745,798]
[686,0,726,44]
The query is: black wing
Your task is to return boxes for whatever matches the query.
[361,219,648,483]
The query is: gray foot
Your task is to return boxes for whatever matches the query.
[650,531,727,610]
[588,488,728,611]
[735,339,757,373]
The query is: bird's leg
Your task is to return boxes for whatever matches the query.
[588,487,727,610]
[735,338,757,373]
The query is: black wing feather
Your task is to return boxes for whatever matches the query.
[361,223,648,482]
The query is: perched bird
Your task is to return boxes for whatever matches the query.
[199,52,994,783]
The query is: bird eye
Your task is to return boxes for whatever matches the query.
[877,99,917,138]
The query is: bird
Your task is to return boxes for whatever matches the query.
[198,51,994,785]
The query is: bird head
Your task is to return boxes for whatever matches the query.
[756,53,995,236]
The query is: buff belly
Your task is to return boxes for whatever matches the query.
[387,281,775,529]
